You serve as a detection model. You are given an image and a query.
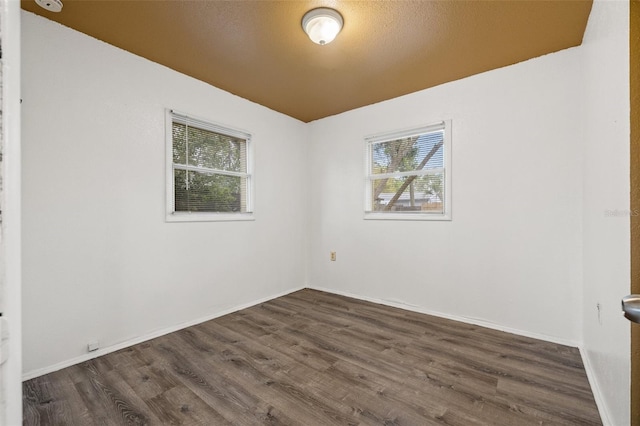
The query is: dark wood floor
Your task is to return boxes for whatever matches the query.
[23,289,602,425]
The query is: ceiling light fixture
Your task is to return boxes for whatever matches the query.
[35,0,63,12]
[302,8,343,45]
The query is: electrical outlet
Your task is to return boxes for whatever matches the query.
[330,251,336,261]
[87,341,100,352]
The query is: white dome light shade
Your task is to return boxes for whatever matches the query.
[35,0,63,12]
[302,8,343,45]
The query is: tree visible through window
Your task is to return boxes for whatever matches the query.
[366,122,451,219]
[168,112,252,219]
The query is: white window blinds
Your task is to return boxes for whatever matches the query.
[365,121,451,220]
[169,111,252,216]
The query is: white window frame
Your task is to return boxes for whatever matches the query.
[364,120,452,221]
[166,109,254,222]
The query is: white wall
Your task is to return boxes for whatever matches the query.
[581,1,630,425]
[2,0,22,424]
[21,11,308,376]
[307,46,585,345]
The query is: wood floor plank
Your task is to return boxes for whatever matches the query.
[23,289,602,425]
[179,324,361,425]
[23,370,95,426]
[200,319,436,425]
[276,291,595,402]
[73,360,164,425]
[147,336,267,425]
[145,386,233,425]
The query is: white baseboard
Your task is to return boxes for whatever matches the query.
[307,285,580,348]
[22,285,305,381]
[579,346,613,426]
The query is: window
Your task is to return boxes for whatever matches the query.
[166,110,253,222]
[365,121,451,220]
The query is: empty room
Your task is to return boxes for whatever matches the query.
[0,0,636,424]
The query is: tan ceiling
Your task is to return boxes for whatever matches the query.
[21,0,593,123]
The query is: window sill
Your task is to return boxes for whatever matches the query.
[166,212,255,223]
[364,212,451,221]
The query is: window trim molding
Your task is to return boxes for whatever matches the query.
[165,109,255,223]
[364,120,452,221]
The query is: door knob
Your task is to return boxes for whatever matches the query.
[622,295,640,323]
